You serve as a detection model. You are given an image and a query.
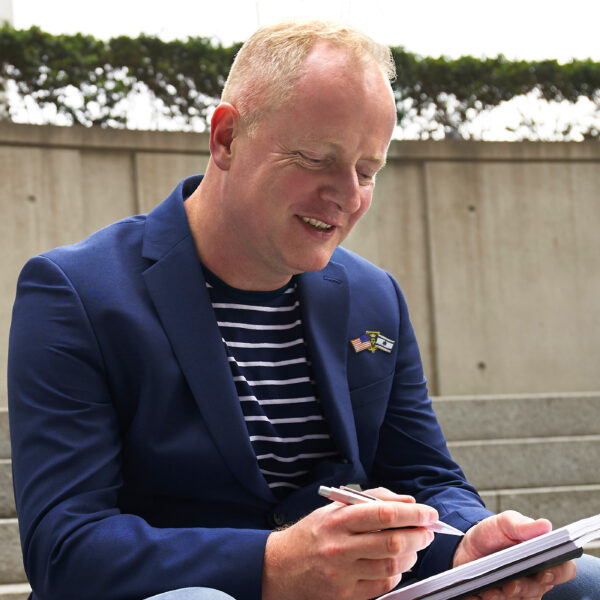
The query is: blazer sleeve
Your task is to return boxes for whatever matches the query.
[369,273,493,580]
[8,255,269,600]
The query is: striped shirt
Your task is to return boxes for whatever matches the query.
[204,269,339,499]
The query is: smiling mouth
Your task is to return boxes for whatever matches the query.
[300,216,334,231]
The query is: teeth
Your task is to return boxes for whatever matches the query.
[301,217,333,231]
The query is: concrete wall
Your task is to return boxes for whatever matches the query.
[1,122,599,405]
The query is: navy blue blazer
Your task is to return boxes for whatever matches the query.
[8,176,492,600]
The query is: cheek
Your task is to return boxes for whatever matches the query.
[278,169,317,197]
[349,191,373,226]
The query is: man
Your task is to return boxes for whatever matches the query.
[8,20,598,600]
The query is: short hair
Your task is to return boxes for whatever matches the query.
[220,19,396,133]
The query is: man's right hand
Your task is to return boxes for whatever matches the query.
[261,488,438,600]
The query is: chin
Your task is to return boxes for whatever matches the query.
[291,255,334,274]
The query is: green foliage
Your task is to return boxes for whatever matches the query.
[0,24,239,127]
[1,24,599,139]
[390,48,600,138]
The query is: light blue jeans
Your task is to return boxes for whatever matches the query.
[145,554,600,599]
[545,554,600,599]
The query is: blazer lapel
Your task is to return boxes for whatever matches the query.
[141,180,274,503]
[298,261,361,469]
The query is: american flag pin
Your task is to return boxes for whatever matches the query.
[351,333,371,353]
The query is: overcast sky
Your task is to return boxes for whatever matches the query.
[8,0,600,62]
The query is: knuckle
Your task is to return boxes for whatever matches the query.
[377,576,402,596]
[326,509,346,529]
[320,541,343,561]
[383,557,400,577]
[416,504,437,524]
[385,532,404,555]
[377,503,396,528]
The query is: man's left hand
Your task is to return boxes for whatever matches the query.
[452,511,577,600]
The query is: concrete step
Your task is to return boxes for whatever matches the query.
[2,397,599,591]
[0,519,26,585]
[0,583,31,600]
[448,435,600,490]
[433,392,600,442]
[0,460,15,518]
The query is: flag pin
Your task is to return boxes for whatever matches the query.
[350,331,395,354]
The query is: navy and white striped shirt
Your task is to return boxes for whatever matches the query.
[204,269,339,499]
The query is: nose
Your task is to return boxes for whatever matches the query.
[320,168,363,214]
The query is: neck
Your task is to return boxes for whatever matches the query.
[184,165,292,291]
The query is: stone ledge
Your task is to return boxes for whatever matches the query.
[0,583,31,600]
[0,460,14,518]
[0,122,210,155]
[448,436,600,490]
[585,541,600,558]
[433,392,600,441]
[0,520,26,585]
[0,411,9,459]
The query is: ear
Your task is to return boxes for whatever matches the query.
[209,103,240,171]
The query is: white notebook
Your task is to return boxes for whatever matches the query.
[380,513,600,600]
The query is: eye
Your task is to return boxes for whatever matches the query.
[357,171,375,185]
[298,152,325,166]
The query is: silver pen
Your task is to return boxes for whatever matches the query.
[319,485,464,536]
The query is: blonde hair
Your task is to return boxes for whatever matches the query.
[221,19,396,133]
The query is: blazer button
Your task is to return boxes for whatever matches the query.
[273,512,286,527]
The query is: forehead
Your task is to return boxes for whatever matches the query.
[268,45,396,156]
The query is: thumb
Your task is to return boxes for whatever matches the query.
[497,511,552,544]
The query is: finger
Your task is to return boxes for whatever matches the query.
[343,527,434,561]
[460,559,576,600]
[354,574,404,600]
[535,559,577,586]
[500,559,576,597]
[362,487,416,504]
[338,500,439,534]
[353,552,419,580]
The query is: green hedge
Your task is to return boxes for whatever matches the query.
[1,25,599,138]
